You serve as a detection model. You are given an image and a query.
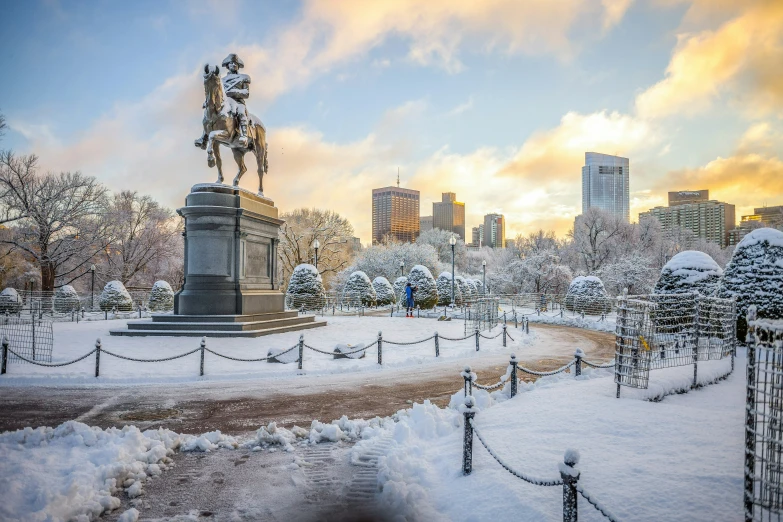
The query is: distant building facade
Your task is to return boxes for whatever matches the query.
[728,205,783,245]
[483,214,505,248]
[433,193,466,240]
[372,186,420,244]
[420,216,433,233]
[581,152,630,222]
[639,189,736,248]
[471,225,484,247]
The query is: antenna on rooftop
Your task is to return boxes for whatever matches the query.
[397,167,400,187]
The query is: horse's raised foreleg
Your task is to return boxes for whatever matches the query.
[231,149,247,187]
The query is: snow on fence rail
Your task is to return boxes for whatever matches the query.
[614,292,737,397]
[459,351,620,522]
[0,323,527,379]
[744,311,783,522]
[0,316,53,364]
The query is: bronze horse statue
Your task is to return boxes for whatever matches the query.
[197,65,268,195]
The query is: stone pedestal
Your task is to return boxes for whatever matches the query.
[175,183,283,315]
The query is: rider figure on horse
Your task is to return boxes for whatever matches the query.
[195,53,251,149]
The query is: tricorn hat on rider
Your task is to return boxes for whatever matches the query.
[221,53,244,69]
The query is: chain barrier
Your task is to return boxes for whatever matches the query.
[518,359,577,377]
[471,420,563,487]
[479,331,503,340]
[473,380,505,391]
[383,335,435,346]
[303,341,378,356]
[582,359,616,369]
[578,486,620,522]
[5,347,97,367]
[204,344,298,362]
[439,333,474,341]
[101,347,201,363]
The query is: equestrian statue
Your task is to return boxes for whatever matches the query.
[195,53,269,196]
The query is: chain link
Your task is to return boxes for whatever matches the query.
[479,331,503,339]
[577,486,620,522]
[384,335,435,346]
[304,341,377,356]
[439,334,474,341]
[101,347,201,362]
[6,348,97,367]
[471,420,563,487]
[506,330,516,342]
[582,359,616,369]
[473,380,505,390]
[204,344,299,362]
[518,359,577,377]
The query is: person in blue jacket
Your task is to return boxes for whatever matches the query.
[405,282,417,318]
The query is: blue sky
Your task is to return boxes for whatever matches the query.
[2,0,782,243]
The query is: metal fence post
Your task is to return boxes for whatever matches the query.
[463,366,473,397]
[502,324,507,347]
[417,306,420,318]
[200,337,206,377]
[475,328,480,351]
[510,354,518,398]
[105,310,108,320]
[31,311,36,359]
[298,334,304,370]
[462,396,476,475]
[744,306,758,521]
[692,298,700,389]
[503,311,507,325]
[574,348,583,377]
[1,336,7,375]
[560,450,580,522]
[390,306,394,317]
[525,318,529,335]
[94,338,101,378]
[434,332,439,357]
[377,331,383,365]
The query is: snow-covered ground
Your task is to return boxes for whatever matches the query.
[0,315,536,386]
[502,305,617,333]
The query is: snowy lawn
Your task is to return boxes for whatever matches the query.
[501,305,617,333]
[0,315,536,386]
[369,354,743,521]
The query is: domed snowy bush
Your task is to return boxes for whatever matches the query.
[408,265,438,309]
[373,277,396,306]
[286,264,326,310]
[466,279,480,298]
[455,276,472,302]
[148,280,175,312]
[343,271,377,306]
[54,285,80,312]
[393,276,408,306]
[436,272,462,306]
[654,251,722,296]
[0,288,22,313]
[99,280,134,311]
[564,276,610,312]
[718,228,783,341]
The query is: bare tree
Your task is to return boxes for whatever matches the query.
[0,110,6,139]
[0,151,111,291]
[568,208,626,274]
[101,191,181,286]
[278,208,355,289]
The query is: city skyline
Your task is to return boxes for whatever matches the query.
[2,1,783,245]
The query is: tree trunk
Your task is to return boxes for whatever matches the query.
[40,261,56,292]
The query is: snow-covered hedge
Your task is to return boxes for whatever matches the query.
[564,276,611,312]
[0,287,22,313]
[286,264,326,310]
[436,272,462,306]
[373,277,396,306]
[718,228,783,341]
[654,251,722,296]
[466,278,480,299]
[455,276,472,302]
[408,265,438,309]
[147,280,175,312]
[99,281,134,312]
[54,285,80,312]
[393,276,408,306]
[343,271,377,306]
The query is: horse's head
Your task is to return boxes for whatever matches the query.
[203,64,223,112]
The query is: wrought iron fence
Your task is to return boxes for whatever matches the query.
[614,292,736,395]
[745,313,783,522]
[0,316,54,363]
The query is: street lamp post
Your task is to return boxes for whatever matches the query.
[449,234,456,306]
[400,260,404,278]
[482,260,486,295]
[90,265,96,310]
[313,239,320,270]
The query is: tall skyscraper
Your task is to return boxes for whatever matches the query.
[471,225,484,247]
[483,214,505,248]
[433,192,466,240]
[728,205,783,245]
[582,152,630,222]
[639,189,736,248]
[420,216,433,233]
[372,186,420,244]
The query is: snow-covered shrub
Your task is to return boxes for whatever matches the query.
[473,278,485,295]
[286,264,326,310]
[654,251,722,296]
[372,277,395,306]
[393,276,408,305]
[717,228,783,341]
[564,276,610,312]
[455,276,472,302]
[0,287,22,313]
[54,285,80,312]
[436,272,462,306]
[466,278,480,298]
[147,280,175,312]
[343,271,377,306]
[99,281,134,311]
[408,265,438,309]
